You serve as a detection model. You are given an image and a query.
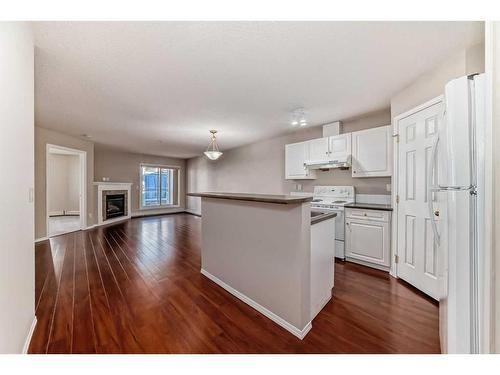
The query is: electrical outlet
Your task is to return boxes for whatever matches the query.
[296,183,302,191]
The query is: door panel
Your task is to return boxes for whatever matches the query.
[345,218,390,267]
[397,101,443,299]
[329,133,351,160]
[308,137,330,163]
[285,142,315,179]
[351,125,392,177]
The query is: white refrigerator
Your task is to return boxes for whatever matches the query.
[427,74,485,354]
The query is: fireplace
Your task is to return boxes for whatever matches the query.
[102,189,128,221]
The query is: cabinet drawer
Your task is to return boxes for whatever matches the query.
[345,208,390,222]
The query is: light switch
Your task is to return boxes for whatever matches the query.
[386,184,391,192]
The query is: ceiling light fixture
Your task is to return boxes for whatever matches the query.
[291,108,308,127]
[204,130,223,160]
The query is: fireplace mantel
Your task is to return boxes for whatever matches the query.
[94,182,132,225]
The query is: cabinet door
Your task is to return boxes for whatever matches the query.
[352,125,392,177]
[345,218,390,267]
[329,133,351,161]
[285,142,316,179]
[307,137,330,164]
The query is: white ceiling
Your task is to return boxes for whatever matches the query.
[33,21,483,159]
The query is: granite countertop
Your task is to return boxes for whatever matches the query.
[311,211,337,225]
[344,202,393,211]
[187,192,313,204]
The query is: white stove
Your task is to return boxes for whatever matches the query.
[311,186,355,259]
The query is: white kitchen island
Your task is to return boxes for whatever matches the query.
[187,192,336,339]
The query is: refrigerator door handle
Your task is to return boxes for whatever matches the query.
[432,185,474,192]
[427,135,441,246]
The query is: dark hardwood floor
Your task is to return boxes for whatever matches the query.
[29,213,440,354]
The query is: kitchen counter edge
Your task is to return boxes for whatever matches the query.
[187,192,314,204]
[344,203,393,211]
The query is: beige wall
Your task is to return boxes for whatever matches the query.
[94,145,186,215]
[187,108,391,215]
[47,153,80,215]
[490,22,500,354]
[35,127,95,239]
[0,22,35,353]
[391,43,485,119]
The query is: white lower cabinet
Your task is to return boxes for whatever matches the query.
[345,208,391,271]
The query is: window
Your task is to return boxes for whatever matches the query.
[140,165,179,208]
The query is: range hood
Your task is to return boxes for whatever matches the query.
[305,155,351,170]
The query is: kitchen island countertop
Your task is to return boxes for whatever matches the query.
[187,192,313,204]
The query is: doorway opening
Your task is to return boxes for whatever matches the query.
[46,144,87,237]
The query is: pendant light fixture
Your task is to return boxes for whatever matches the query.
[204,130,223,160]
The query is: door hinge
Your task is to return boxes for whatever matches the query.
[395,255,399,264]
[396,195,400,204]
[392,134,399,143]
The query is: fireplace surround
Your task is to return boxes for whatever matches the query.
[94,182,132,225]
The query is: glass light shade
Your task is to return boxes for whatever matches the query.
[204,130,222,160]
[204,150,223,160]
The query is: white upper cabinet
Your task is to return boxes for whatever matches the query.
[351,125,392,177]
[329,133,351,161]
[307,133,352,164]
[307,137,330,164]
[285,141,316,180]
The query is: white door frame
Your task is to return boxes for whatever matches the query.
[46,144,87,237]
[391,95,444,278]
[483,21,495,354]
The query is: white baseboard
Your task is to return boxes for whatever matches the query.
[132,207,185,217]
[48,210,64,217]
[185,209,201,217]
[34,237,48,243]
[200,268,312,340]
[22,316,37,354]
[66,210,80,215]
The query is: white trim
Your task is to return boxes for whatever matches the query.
[46,144,87,238]
[391,95,444,278]
[483,21,495,354]
[65,210,80,216]
[185,209,201,217]
[200,268,312,340]
[22,316,37,354]
[94,182,132,225]
[132,207,185,217]
[35,237,48,243]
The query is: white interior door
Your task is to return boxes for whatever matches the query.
[396,101,443,299]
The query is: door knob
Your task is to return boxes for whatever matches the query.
[434,210,440,217]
